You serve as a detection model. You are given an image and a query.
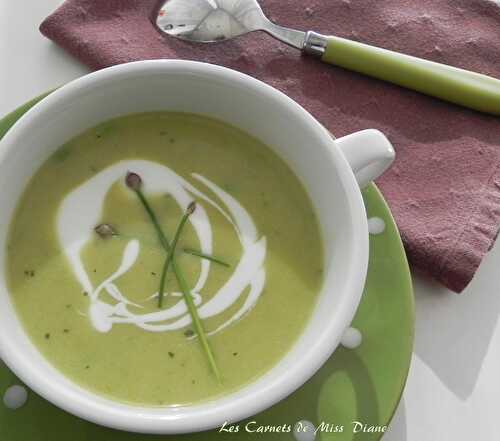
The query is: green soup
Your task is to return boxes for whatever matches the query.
[6,112,323,406]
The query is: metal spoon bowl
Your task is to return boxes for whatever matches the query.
[156,0,309,50]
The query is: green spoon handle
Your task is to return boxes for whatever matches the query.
[311,34,500,116]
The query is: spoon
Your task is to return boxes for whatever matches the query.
[156,0,500,116]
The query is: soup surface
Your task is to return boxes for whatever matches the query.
[7,112,323,406]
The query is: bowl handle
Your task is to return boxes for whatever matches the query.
[335,129,395,188]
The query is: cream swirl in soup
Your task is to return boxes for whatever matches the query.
[57,160,267,335]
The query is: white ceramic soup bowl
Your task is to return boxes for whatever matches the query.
[0,60,394,434]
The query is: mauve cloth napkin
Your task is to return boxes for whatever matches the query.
[40,0,500,292]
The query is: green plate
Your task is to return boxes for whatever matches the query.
[0,95,414,441]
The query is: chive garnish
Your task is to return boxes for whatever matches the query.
[96,217,229,269]
[94,223,118,238]
[173,257,220,381]
[183,248,230,268]
[125,172,221,382]
[158,202,196,308]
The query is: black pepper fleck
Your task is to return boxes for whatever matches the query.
[168,351,175,358]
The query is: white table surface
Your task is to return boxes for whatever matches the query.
[1,1,499,440]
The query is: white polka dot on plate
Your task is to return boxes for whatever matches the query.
[3,385,28,410]
[368,217,386,235]
[294,420,316,441]
[341,327,363,349]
